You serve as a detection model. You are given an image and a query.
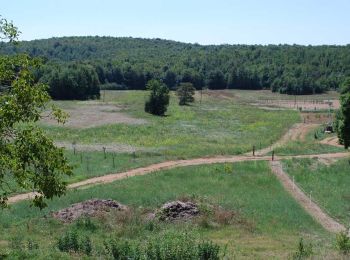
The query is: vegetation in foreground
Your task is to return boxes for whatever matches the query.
[283,158,350,225]
[0,161,338,259]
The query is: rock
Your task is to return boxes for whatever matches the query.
[159,201,199,221]
[52,199,127,222]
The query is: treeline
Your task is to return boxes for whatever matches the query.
[1,36,350,99]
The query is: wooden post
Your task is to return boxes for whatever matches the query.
[252,145,255,156]
[103,147,106,159]
[272,150,275,161]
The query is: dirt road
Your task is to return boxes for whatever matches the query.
[269,161,345,233]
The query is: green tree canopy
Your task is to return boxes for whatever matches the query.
[176,82,195,106]
[144,79,169,116]
[336,77,350,149]
[0,16,72,208]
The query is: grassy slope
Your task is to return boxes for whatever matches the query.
[0,161,331,258]
[273,125,346,155]
[41,91,301,158]
[283,158,350,225]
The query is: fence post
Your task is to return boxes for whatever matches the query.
[103,147,106,159]
[253,145,255,156]
[272,151,275,161]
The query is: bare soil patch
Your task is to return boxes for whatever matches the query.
[320,136,343,148]
[52,199,127,222]
[55,142,142,153]
[42,103,146,128]
[301,112,334,124]
[253,123,319,156]
[158,201,199,221]
[251,99,339,111]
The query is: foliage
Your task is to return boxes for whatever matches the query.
[104,231,221,260]
[145,79,170,116]
[41,63,100,100]
[57,229,92,255]
[176,82,195,105]
[292,238,313,259]
[0,16,73,208]
[336,77,350,148]
[1,36,349,95]
[335,231,350,255]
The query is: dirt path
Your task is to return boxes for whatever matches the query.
[251,123,320,156]
[320,136,343,148]
[8,152,349,204]
[269,161,346,233]
[6,119,349,234]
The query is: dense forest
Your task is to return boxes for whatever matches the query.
[1,36,350,99]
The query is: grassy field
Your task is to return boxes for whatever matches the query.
[2,90,347,259]
[273,125,346,156]
[40,90,301,158]
[283,158,350,226]
[0,161,335,259]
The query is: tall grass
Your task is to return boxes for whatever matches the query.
[283,158,350,225]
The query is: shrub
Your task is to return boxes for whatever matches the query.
[293,238,313,259]
[198,241,220,260]
[145,79,170,116]
[57,230,93,255]
[104,231,221,259]
[177,82,195,105]
[336,231,350,255]
[104,239,137,259]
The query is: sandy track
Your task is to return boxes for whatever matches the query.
[269,161,346,233]
[250,123,320,156]
[320,136,343,148]
[8,152,349,204]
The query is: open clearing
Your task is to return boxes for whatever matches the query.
[3,90,349,258]
[42,103,146,128]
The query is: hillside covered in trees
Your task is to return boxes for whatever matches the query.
[1,36,349,99]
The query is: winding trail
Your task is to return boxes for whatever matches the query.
[269,161,345,233]
[7,123,349,234]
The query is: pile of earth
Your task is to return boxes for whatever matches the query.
[52,199,127,222]
[158,200,199,221]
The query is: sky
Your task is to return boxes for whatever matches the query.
[2,0,350,45]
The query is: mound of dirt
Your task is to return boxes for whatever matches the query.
[52,199,127,222]
[159,201,199,221]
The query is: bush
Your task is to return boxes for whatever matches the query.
[145,79,170,116]
[198,241,220,260]
[177,82,195,105]
[57,230,93,255]
[292,238,313,259]
[104,239,137,259]
[336,231,350,255]
[104,231,221,259]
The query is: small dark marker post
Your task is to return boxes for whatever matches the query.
[272,151,275,161]
[103,147,106,159]
[252,145,255,156]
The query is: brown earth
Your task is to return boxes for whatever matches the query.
[7,118,350,234]
[269,161,346,233]
[52,199,127,222]
[320,136,343,148]
[42,104,146,128]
